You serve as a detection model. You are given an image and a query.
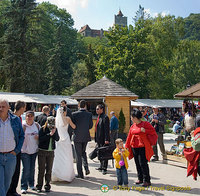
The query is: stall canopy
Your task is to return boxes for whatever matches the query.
[131,99,186,108]
[175,82,200,98]
[0,92,78,105]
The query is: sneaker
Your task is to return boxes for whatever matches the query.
[151,157,159,162]
[102,170,107,175]
[135,180,143,185]
[36,189,42,193]
[95,167,103,171]
[21,190,27,194]
[30,186,36,191]
[45,189,50,192]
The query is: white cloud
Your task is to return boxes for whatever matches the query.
[153,11,170,17]
[36,0,89,14]
[144,8,151,16]
[144,8,170,18]
[80,0,89,8]
[160,10,170,17]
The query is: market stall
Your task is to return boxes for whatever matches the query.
[166,83,200,165]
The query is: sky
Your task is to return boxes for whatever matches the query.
[36,0,200,31]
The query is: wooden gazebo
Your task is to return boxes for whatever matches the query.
[175,82,200,98]
[71,76,138,137]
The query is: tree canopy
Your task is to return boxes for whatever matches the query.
[0,2,199,98]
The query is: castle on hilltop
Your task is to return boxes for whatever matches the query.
[79,10,127,38]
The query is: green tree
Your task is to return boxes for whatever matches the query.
[62,60,88,95]
[78,44,97,85]
[37,2,77,94]
[96,21,154,98]
[47,20,76,94]
[0,1,78,94]
[184,14,200,40]
[1,0,38,92]
[148,15,185,98]
[172,39,200,92]
[133,4,150,23]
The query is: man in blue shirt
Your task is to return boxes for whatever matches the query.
[173,121,182,134]
[110,111,119,146]
[0,99,24,196]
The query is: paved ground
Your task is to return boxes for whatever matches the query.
[16,134,200,196]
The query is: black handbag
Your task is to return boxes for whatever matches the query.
[97,144,115,161]
[89,147,98,160]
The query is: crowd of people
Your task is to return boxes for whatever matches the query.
[1,98,200,196]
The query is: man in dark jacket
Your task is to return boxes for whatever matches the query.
[72,100,93,178]
[149,107,167,161]
[95,104,110,175]
[35,106,50,127]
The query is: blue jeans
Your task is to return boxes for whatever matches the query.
[21,153,37,190]
[116,165,128,185]
[0,153,16,196]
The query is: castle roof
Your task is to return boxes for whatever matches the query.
[117,10,124,17]
[71,76,138,99]
[79,25,91,33]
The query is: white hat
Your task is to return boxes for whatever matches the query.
[110,111,115,115]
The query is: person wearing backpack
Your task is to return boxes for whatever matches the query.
[125,109,157,187]
[21,111,40,194]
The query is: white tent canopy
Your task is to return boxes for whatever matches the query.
[0,92,78,105]
[131,99,186,108]
[131,101,148,107]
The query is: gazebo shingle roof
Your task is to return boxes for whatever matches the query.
[175,82,200,98]
[71,76,138,98]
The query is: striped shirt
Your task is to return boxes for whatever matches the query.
[0,114,16,152]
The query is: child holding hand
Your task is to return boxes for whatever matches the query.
[113,138,129,187]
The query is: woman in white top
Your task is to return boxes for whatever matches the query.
[21,111,40,194]
[184,112,195,140]
[52,106,76,182]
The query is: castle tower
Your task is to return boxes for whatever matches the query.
[114,9,127,27]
